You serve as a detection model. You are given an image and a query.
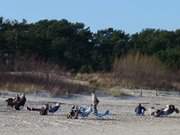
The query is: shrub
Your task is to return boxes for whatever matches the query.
[113,52,170,89]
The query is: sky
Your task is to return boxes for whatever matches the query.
[0,0,180,34]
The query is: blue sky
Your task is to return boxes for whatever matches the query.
[0,0,180,33]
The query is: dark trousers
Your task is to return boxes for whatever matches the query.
[27,106,41,111]
[93,105,98,114]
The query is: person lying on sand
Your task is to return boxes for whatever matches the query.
[27,103,61,115]
[5,93,26,110]
[151,104,179,117]
[67,104,110,119]
[91,91,99,114]
[135,103,146,116]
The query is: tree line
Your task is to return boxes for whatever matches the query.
[0,17,180,72]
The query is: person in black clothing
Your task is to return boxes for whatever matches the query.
[5,93,26,110]
[27,104,49,115]
[67,105,79,119]
[151,104,179,117]
[135,103,146,116]
[5,94,20,107]
[15,93,26,110]
[27,103,61,115]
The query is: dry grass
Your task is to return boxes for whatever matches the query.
[75,73,115,88]
[0,72,91,96]
[110,87,132,97]
[0,54,180,96]
[74,53,180,96]
[112,52,177,90]
[0,56,92,96]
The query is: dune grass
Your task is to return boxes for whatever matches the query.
[0,72,91,96]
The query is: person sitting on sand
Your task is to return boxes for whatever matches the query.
[91,91,99,114]
[6,94,20,107]
[67,105,79,119]
[135,103,146,116]
[15,93,26,110]
[5,93,26,110]
[27,103,61,115]
[14,94,21,103]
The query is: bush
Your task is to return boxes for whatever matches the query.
[113,52,171,89]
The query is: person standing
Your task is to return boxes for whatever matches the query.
[91,91,99,114]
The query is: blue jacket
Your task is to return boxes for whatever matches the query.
[49,105,60,113]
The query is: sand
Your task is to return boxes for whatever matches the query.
[0,91,180,135]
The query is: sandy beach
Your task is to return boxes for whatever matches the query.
[0,91,180,135]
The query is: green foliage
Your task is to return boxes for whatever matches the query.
[130,29,176,54]
[92,28,129,71]
[0,17,180,72]
[157,48,180,69]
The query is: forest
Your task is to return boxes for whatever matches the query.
[0,17,180,93]
[0,17,180,72]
